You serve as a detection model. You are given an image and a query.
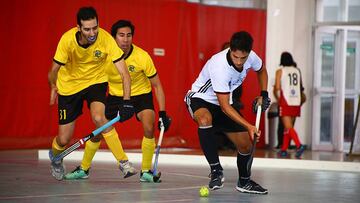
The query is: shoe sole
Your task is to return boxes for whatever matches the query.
[64,174,89,180]
[235,186,268,195]
[124,171,137,179]
[210,184,224,190]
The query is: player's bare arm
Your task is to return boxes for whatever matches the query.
[216,92,258,140]
[256,66,269,104]
[273,69,282,101]
[48,62,61,105]
[114,59,131,100]
[149,74,166,111]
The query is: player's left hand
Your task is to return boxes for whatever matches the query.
[49,86,58,105]
[247,124,261,142]
[158,111,171,132]
[252,91,271,113]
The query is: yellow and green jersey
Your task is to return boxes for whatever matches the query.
[107,44,157,96]
[54,27,123,95]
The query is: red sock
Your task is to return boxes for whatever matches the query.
[288,128,301,148]
[281,129,290,151]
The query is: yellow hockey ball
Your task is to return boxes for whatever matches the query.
[199,186,209,197]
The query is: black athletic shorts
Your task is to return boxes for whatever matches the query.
[185,97,246,133]
[57,82,108,125]
[105,92,154,120]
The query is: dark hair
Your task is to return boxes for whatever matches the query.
[229,31,253,53]
[77,7,98,27]
[280,52,296,66]
[111,20,135,38]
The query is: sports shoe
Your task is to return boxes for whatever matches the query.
[279,150,288,157]
[236,179,268,194]
[64,166,89,180]
[49,150,65,181]
[119,160,137,178]
[140,170,161,183]
[295,145,306,158]
[208,170,225,190]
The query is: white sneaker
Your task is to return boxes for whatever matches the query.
[119,160,137,178]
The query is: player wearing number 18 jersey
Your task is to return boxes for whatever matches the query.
[274,52,306,158]
[278,66,302,116]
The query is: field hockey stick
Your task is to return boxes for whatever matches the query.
[247,105,262,172]
[152,118,165,179]
[52,113,121,162]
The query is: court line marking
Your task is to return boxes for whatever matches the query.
[81,165,210,180]
[0,185,201,200]
[38,150,360,173]
[165,172,209,180]
[133,199,195,203]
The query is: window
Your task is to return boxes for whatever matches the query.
[318,0,360,22]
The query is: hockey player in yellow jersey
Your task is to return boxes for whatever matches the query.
[65,20,171,182]
[48,7,136,181]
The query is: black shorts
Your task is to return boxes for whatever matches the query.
[185,97,246,133]
[57,82,108,125]
[105,92,154,120]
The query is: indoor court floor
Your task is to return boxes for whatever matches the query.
[0,149,359,203]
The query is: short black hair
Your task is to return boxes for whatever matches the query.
[111,20,135,38]
[230,31,253,53]
[280,52,296,66]
[77,6,98,27]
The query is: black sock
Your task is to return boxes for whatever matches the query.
[237,152,251,185]
[198,127,223,171]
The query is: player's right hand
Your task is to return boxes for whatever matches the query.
[252,91,271,113]
[119,100,134,122]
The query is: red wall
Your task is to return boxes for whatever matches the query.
[0,0,266,150]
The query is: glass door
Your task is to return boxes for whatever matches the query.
[312,28,360,152]
[312,27,346,151]
[344,31,360,151]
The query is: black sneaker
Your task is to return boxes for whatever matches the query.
[208,170,225,190]
[279,150,288,157]
[236,179,268,194]
[295,145,306,158]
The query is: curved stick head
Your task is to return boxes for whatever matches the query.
[152,172,162,183]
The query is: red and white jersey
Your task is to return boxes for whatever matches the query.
[185,48,262,105]
[280,66,302,106]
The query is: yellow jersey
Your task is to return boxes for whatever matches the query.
[107,44,157,96]
[54,27,123,95]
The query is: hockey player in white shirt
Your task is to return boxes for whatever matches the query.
[185,31,270,194]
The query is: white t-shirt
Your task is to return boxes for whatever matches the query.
[280,66,301,106]
[185,48,262,105]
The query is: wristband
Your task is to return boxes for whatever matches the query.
[260,90,268,98]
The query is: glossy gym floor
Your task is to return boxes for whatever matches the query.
[0,149,359,203]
